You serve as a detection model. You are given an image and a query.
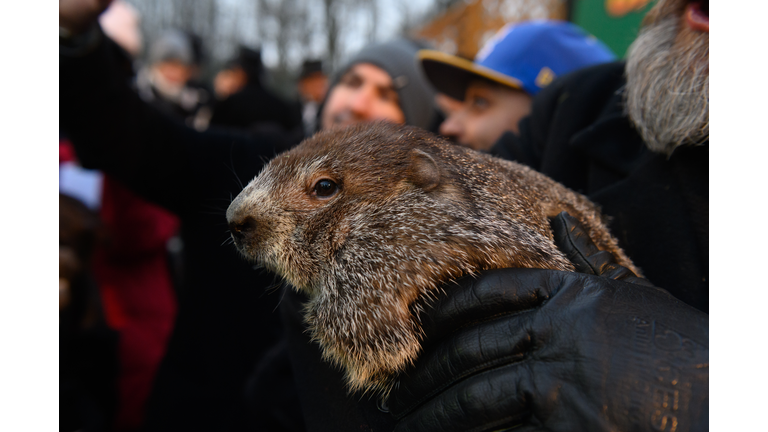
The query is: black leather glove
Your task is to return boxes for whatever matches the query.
[388,213,709,432]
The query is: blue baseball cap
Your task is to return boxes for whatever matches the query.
[418,20,616,100]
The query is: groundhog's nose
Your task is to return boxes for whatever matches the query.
[228,216,258,243]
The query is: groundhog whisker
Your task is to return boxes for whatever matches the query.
[265,280,283,295]
[225,146,246,190]
[197,206,230,217]
[207,197,239,205]
[270,284,292,312]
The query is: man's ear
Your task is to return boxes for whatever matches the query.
[407,149,441,192]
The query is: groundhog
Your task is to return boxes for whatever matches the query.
[226,122,639,396]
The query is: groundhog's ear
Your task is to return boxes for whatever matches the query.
[407,149,441,192]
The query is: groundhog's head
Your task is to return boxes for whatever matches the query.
[227,122,577,395]
[227,122,459,291]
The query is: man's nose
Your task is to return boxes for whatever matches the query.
[439,113,464,139]
[348,86,375,117]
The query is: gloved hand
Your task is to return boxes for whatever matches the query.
[388,212,709,432]
[59,0,113,36]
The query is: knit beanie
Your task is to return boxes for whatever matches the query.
[148,29,193,66]
[326,39,437,130]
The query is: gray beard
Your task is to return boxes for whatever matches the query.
[624,16,709,155]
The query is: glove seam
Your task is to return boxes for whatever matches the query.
[392,353,528,420]
[421,288,547,348]
[451,306,540,335]
[563,229,599,275]
[464,414,526,432]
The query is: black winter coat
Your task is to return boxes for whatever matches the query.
[209,82,303,137]
[60,32,296,432]
[491,61,708,313]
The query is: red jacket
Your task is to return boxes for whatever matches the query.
[61,138,179,431]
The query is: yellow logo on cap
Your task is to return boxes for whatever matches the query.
[535,67,556,88]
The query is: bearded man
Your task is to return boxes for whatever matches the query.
[386,1,709,431]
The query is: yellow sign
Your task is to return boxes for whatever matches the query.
[605,0,652,17]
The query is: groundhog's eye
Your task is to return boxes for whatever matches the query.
[312,179,338,198]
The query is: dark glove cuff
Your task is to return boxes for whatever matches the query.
[605,315,709,431]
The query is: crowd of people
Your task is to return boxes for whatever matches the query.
[59,0,709,431]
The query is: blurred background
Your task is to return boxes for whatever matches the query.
[57,1,659,431]
[121,0,654,97]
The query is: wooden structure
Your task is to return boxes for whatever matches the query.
[413,0,568,60]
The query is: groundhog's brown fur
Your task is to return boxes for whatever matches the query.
[226,122,639,396]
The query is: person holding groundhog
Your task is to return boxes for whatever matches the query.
[60,0,707,431]
[390,0,709,431]
[249,2,708,429]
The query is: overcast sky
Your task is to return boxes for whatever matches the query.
[224,0,438,69]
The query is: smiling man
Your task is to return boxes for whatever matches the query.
[320,39,437,132]
[419,21,615,151]
[322,63,404,128]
